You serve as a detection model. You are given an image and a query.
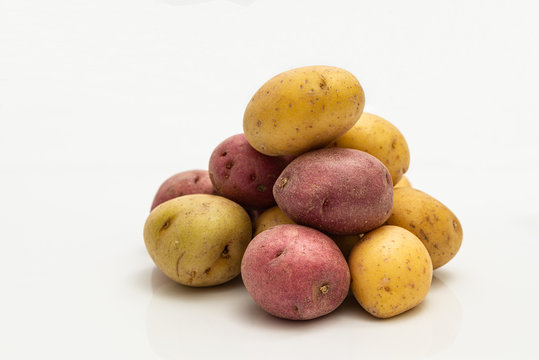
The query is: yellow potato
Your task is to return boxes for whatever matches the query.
[386,187,463,269]
[394,175,412,188]
[143,194,252,287]
[331,112,410,185]
[254,206,361,258]
[243,65,365,156]
[349,225,433,319]
[253,206,295,237]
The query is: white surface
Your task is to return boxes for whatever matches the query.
[1,1,539,359]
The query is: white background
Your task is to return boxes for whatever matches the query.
[1,1,538,359]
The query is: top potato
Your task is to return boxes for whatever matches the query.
[243,65,365,156]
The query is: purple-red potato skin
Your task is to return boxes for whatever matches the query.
[273,148,393,235]
[241,224,350,320]
[209,134,290,209]
[151,170,215,211]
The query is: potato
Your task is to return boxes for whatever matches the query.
[349,225,433,318]
[143,194,252,287]
[243,65,365,156]
[241,224,350,320]
[386,187,463,269]
[254,206,361,258]
[273,147,393,235]
[208,134,290,209]
[331,112,410,185]
[394,175,412,189]
[253,206,296,237]
[150,170,215,211]
[331,234,363,260]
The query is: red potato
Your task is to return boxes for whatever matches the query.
[273,148,393,235]
[150,170,215,211]
[209,134,291,209]
[241,224,350,320]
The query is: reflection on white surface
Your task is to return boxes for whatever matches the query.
[146,268,462,359]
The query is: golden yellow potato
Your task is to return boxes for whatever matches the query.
[253,206,295,236]
[243,65,365,156]
[331,112,410,185]
[254,206,361,258]
[143,194,252,287]
[394,175,412,188]
[386,187,463,269]
[349,225,433,319]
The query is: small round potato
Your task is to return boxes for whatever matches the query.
[241,224,350,320]
[143,194,252,287]
[394,175,412,189]
[386,187,463,269]
[349,225,433,319]
[243,65,365,156]
[208,134,290,209]
[150,170,215,211]
[331,112,410,185]
[273,148,393,235]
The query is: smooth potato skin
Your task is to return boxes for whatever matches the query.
[244,65,365,156]
[273,148,393,235]
[332,112,410,185]
[143,194,252,287]
[349,225,433,319]
[394,175,412,189]
[253,206,296,237]
[208,134,290,209]
[386,187,463,269]
[241,224,350,320]
[150,170,215,211]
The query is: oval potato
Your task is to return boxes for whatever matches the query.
[332,112,410,185]
[143,194,252,287]
[349,225,433,318]
[386,187,463,269]
[273,148,393,235]
[243,65,365,156]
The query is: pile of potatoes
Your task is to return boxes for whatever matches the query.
[143,65,463,320]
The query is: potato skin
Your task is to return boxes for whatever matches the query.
[243,65,365,156]
[331,112,410,185]
[208,134,290,209]
[394,175,412,189]
[241,224,350,320]
[386,187,463,269]
[253,206,296,237]
[349,225,433,319]
[273,147,393,235]
[254,206,361,258]
[143,194,252,287]
[150,170,215,211]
